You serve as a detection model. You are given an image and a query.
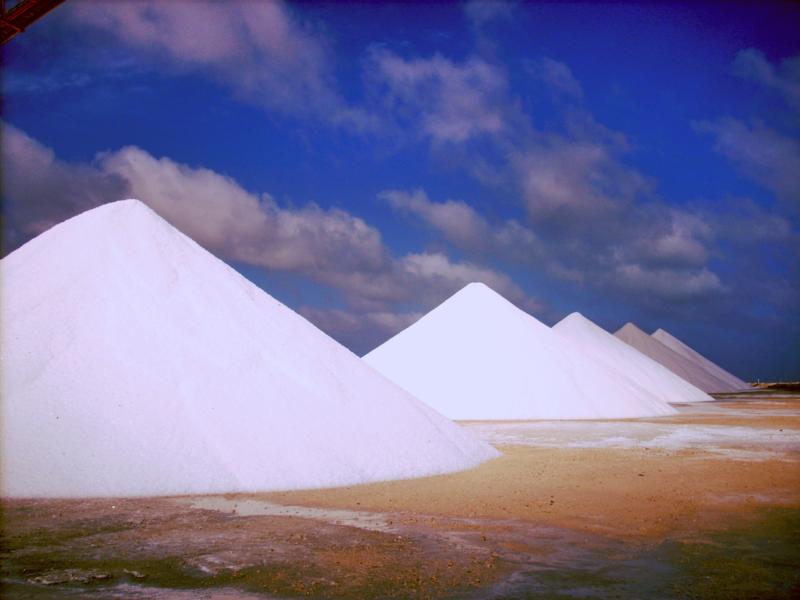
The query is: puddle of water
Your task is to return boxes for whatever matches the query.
[675,399,800,418]
[0,581,281,599]
[477,508,800,599]
[183,496,393,533]
[4,497,798,599]
[464,419,800,460]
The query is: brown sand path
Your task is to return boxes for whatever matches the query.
[261,445,799,539]
[259,398,800,539]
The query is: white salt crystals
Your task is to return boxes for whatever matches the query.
[0,200,497,498]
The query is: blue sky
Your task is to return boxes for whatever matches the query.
[1,1,798,379]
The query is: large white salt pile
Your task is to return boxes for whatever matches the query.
[0,200,498,498]
[553,313,713,404]
[615,323,736,393]
[363,283,676,420]
[652,328,750,391]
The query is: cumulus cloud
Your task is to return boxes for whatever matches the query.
[712,198,793,245]
[463,1,515,28]
[732,48,800,110]
[613,264,725,302]
[628,209,712,270]
[363,43,730,306]
[99,147,389,277]
[368,50,648,233]
[401,252,536,308]
[380,188,543,262]
[1,124,542,346]
[513,138,651,228]
[299,306,423,355]
[529,57,583,99]
[363,45,730,307]
[0,124,128,248]
[535,199,723,304]
[95,150,536,312]
[367,49,513,144]
[327,250,539,315]
[380,186,728,312]
[379,183,725,305]
[67,0,375,130]
[694,118,800,209]
[695,49,800,211]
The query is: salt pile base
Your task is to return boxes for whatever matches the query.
[0,200,498,498]
[554,313,713,404]
[615,323,738,393]
[652,328,750,391]
[364,283,676,420]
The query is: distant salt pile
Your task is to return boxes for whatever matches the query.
[652,328,750,391]
[364,283,676,420]
[615,323,737,393]
[0,200,498,498]
[554,313,713,404]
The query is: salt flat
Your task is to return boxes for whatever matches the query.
[463,413,800,461]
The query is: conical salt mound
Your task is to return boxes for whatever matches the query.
[554,313,713,404]
[364,283,676,420]
[1,200,498,498]
[615,323,735,393]
[651,328,750,391]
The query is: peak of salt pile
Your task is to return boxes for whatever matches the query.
[554,313,713,404]
[615,323,735,393]
[364,283,676,420]
[652,328,750,391]
[0,200,497,498]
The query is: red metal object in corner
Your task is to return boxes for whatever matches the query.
[1,0,66,45]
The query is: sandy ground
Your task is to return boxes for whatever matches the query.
[2,393,799,598]
[262,395,800,539]
[261,445,798,539]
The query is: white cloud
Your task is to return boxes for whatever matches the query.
[68,0,375,130]
[628,209,712,270]
[614,264,725,301]
[299,306,423,354]
[2,123,542,337]
[95,148,536,311]
[513,139,650,225]
[713,198,793,245]
[326,250,540,315]
[378,185,725,304]
[100,147,389,277]
[403,252,528,304]
[0,124,128,241]
[694,117,800,208]
[367,50,512,143]
[380,188,543,262]
[529,57,583,99]
[463,1,515,28]
[364,45,728,306]
[732,48,800,110]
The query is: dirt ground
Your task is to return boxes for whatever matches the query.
[262,445,798,540]
[263,395,800,540]
[2,393,799,598]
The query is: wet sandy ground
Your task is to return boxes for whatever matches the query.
[2,392,799,598]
